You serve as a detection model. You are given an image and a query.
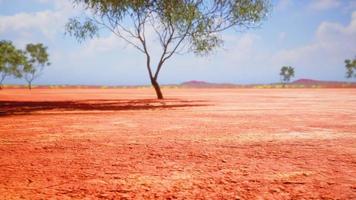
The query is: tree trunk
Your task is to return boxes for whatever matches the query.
[28,82,32,90]
[151,79,163,99]
[0,76,5,90]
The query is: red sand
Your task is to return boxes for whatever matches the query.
[0,88,355,199]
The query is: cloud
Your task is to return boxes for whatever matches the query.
[308,0,341,11]
[272,11,356,79]
[223,33,261,64]
[0,0,76,42]
[79,33,131,56]
[0,11,62,40]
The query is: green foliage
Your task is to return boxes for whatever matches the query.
[66,0,271,98]
[0,40,25,88]
[280,66,295,85]
[345,57,356,79]
[0,41,50,89]
[66,0,270,56]
[23,43,50,89]
[65,18,99,43]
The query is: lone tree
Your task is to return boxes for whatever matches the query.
[280,66,294,87]
[66,0,271,99]
[23,43,50,90]
[0,40,24,89]
[345,57,356,79]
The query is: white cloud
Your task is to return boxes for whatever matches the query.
[0,0,76,41]
[0,11,62,40]
[272,11,356,78]
[273,44,318,65]
[61,10,356,83]
[81,33,130,55]
[279,11,356,61]
[308,0,341,11]
[223,33,260,64]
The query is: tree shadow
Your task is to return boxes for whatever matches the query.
[0,99,210,116]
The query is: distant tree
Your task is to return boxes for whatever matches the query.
[23,43,50,90]
[0,40,24,89]
[345,57,356,79]
[280,66,294,87]
[66,0,271,99]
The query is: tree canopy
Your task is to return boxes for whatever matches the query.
[66,0,271,99]
[345,57,356,79]
[280,66,294,86]
[0,41,50,89]
[23,43,50,90]
[0,40,25,89]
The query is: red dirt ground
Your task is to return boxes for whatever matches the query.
[0,88,355,199]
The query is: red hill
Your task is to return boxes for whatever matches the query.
[291,79,350,85]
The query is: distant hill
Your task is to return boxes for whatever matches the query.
[181,80,210,86]
[180,80,237,88]
[291,79,350,85]
[181,79,356,88]
[2,79,355,89]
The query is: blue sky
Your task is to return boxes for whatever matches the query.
[1,0,356,85]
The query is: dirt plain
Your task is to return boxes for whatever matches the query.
[0,88,355,199]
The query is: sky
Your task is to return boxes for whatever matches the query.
[1,0,356,85]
